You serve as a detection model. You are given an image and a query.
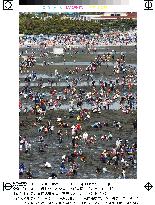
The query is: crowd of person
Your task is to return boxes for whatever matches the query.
[19,29,137,48]
[19,29,137,179]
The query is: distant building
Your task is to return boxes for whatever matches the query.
[77,12,137,22]
[20,12,137,22]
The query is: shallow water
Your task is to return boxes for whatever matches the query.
[19,81,109,87]
[19,79,136,88]
[36,61,137,67]
[19,73,52,79]
[20,99,137,112]
[20,50,136,57]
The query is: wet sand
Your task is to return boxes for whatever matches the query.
[19,45,137,179]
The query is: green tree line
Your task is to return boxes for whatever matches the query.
[19,13,137,35]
